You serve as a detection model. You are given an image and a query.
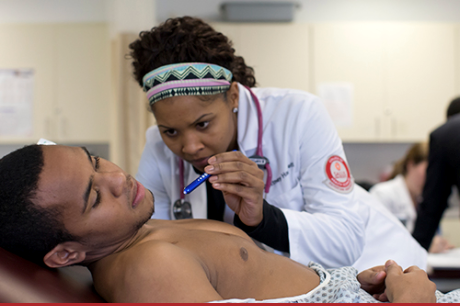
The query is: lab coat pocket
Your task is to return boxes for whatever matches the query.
[268,179,304,211]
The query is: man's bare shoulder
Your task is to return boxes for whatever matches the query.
[92,240,222,303]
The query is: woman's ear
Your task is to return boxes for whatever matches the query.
[43,241,87,268]
[228,82,239,109]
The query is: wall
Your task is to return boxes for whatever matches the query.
[156,0,460,22]
[0,0,458,183]
[156,0,460,186]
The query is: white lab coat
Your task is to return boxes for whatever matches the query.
[136,84,427,271]
[370,175,417,233]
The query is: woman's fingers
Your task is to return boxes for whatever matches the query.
[208,150,249,165]
[208,168,264,187]
[206,150,266,227]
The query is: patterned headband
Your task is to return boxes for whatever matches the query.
[142,63,233,106]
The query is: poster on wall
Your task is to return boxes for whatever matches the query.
[0,69,34,137]
[317,82,353,127]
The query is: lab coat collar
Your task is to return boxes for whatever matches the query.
[236,83,260,156]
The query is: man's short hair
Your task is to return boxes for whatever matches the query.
[447,97,460,119]
[0,145,76,265]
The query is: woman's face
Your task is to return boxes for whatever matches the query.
[406,160,428,196]
[152,83,239,171]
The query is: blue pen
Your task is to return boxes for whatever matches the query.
[183,172,210,195]
[183,150,237,195]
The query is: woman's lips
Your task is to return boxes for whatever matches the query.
[132,180,146,208]
[192,157,210,168]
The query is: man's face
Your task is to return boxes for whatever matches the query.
[34,145,154,249]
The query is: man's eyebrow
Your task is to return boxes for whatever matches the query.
[80,146,94,214]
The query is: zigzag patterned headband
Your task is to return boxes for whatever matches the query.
[142,63,233,106]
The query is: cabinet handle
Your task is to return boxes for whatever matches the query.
[61,118,67,138]
[391,118,397,137]
[375,117,380,138]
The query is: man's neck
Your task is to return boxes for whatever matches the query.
[86,223,155,268]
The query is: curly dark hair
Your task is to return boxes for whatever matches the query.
[0,145,77,266]
[128,16,256,88]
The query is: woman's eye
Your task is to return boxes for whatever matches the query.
[164,129,177,136]
[196,121,209,129]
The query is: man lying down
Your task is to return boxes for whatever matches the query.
[0,144,458,303]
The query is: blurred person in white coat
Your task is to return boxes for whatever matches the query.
[370,143,453,253]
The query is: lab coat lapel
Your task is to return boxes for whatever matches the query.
[237,83,259,156]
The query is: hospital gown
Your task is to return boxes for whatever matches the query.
[213,262,460,303]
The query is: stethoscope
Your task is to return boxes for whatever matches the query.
[173,86,273,219]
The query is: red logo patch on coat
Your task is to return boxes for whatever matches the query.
[323,155,353,193]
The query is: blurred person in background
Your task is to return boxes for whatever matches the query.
[370,142,454,253]
[412,97,460,251]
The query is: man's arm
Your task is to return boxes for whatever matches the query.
[413,132,453,249]
[101,242,223,303]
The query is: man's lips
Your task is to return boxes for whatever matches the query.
[132,179,145,208]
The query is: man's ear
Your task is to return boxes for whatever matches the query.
[43,241,87,268]
[228,81,239,109]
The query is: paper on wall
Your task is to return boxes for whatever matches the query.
[317,82,353,127]
[0,69,34,137]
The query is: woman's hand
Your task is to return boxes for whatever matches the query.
[205,151,265,227]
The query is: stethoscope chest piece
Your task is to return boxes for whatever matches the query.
[173,199,193,219]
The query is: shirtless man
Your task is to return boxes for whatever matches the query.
[0,144,446,303]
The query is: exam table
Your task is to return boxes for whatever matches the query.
[0,246,103,302]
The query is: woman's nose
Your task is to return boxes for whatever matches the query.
[182,133,204,155]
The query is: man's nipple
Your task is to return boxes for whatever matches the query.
[240,247,249,261]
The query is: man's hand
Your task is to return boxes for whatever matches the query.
[384,260,437,303]
[357,265,387,301]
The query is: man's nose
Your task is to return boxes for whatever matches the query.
[98,170,126,197]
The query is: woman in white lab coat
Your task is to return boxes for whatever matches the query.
[370,142,453,253]
[130,16,426,271]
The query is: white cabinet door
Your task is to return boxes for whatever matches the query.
[211,23,310,91]
[385,23,456,141]
[0,25,56,142]
[312,23,387,141]
[56,24,110,142]
[312,22,457,142]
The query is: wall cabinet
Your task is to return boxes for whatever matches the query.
[0,24,110,144]
[312,23,457,142]
[213,22,458,142]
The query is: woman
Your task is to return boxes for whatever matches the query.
[370,143,453,253]
[130,16,426,271]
